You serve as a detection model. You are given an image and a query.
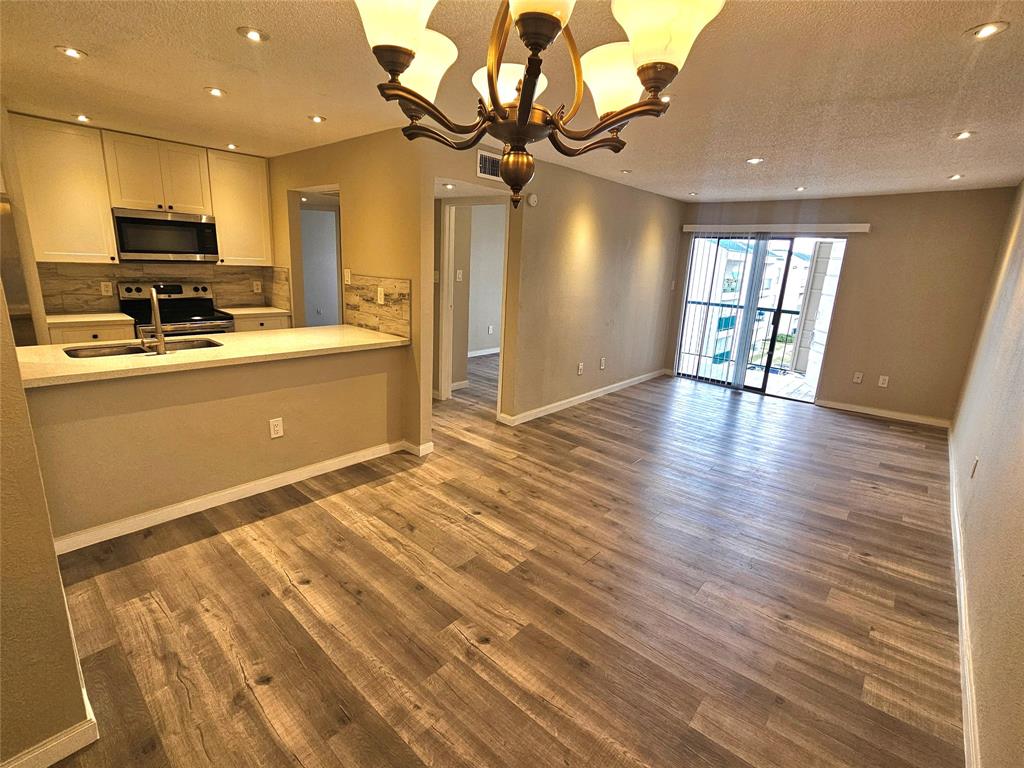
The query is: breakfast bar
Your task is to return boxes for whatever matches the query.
[17,325,412,550]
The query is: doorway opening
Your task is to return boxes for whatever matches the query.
[432,178,509,413]
[295,187,342,327]
[677,234,847,403]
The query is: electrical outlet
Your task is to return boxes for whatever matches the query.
[877,375,889,388]
[269,417,284,439]
[852,371,864,384]
[600,356,607,370]
[100,281,113,296]
[970,457,979,478]
[456,269,464,282]
[377,285,385,304]
[577,362,584,376]
[252,280,262,293]
[487,324,494,335]
[344,268,352,285]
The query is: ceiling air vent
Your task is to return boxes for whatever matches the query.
[477,150,501,180]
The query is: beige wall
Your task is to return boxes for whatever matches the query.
[28,348,407,538]
[269,130,429,445]
[684,188,1016,421]
[451,205,472,385]
[468,205,506,354]
[949,182,1024,768]
[1,288,89,761]
[500,161,685,416]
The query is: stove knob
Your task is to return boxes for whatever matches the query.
[201,286,208,292]
[193,286,200,292]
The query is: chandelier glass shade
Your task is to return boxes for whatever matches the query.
[354,0,724,206]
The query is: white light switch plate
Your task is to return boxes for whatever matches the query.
[377,285,385,305]
[344,268,352,285]
[100,281,113,296]
[269,417,284,439]
[877,375,889,388]
[487,324,494,335]
[577,362,584,375]
[456,269,464,282]
[600,357,607,370]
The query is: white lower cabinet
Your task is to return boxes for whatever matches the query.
[49,323,136,344]
[233,316,291,332]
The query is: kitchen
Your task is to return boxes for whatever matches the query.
[3,111,419,552]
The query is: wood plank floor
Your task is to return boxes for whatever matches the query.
[56,354,964,767]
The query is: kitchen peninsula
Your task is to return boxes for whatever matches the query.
[17,324,413,552]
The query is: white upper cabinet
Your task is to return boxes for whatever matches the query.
[102,131,212,215]
[157,142,212,214]
[207,150,273,266]
[6,114,118,263]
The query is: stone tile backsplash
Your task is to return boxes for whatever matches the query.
[343,274,411,338]
[37,263,291,315]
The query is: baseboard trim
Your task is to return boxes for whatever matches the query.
[1,688,98,768]
[468,347,499,358]
[497,369,672,426]
[451,380,468,391]
[400,440,434,457]
[948,444,980,768]
[815,399,951,428]
[53,441,406,554]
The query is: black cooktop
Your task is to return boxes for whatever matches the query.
[119,296,233,326]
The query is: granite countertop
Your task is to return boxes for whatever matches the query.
[219,306,291,317]
[18,324,409,389]
[46,312,134,327]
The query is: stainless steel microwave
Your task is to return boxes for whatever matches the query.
[112,208,219,262]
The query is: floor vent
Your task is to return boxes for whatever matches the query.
[477,150,501,180]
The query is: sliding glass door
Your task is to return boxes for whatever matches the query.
[677,236,758,385]
[678,233,843,401]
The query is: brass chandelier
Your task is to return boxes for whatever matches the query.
[354,0,725,207]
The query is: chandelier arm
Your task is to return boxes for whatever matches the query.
[560,25,585,125]
[378,82,488,135]
[552,97,669,142]
[486,1,512,120]
[517,53,544,129]
[402,122,489,151]
[548,132,625,157]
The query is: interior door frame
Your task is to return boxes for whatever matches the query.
[437,202,456,401]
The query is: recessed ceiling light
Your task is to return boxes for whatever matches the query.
[746,157,765,165]
[56,46,87,59]
[301,196,308,202]
[443,183,455,190]
[206,87,226,97]
[954,130,973,140]
[227,143,238,150]
[660,95,671,103]
[308,114,326,124]
[966,21,1009,39]
[74,114,90,122]
[621,169,632,174]
[795,186,806,191]
[688,192,698,196]
[237,26,269,42]
[948,174,964,181]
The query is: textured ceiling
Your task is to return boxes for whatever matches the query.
[2,1,1022,202]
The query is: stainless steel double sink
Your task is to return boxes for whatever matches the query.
[63,338,222,358]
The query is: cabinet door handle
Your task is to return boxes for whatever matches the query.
[91,334,99,339]
[156,204,163,209]
[109,256,116,261]
[168,204,174,210]
[259,322,265,327]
